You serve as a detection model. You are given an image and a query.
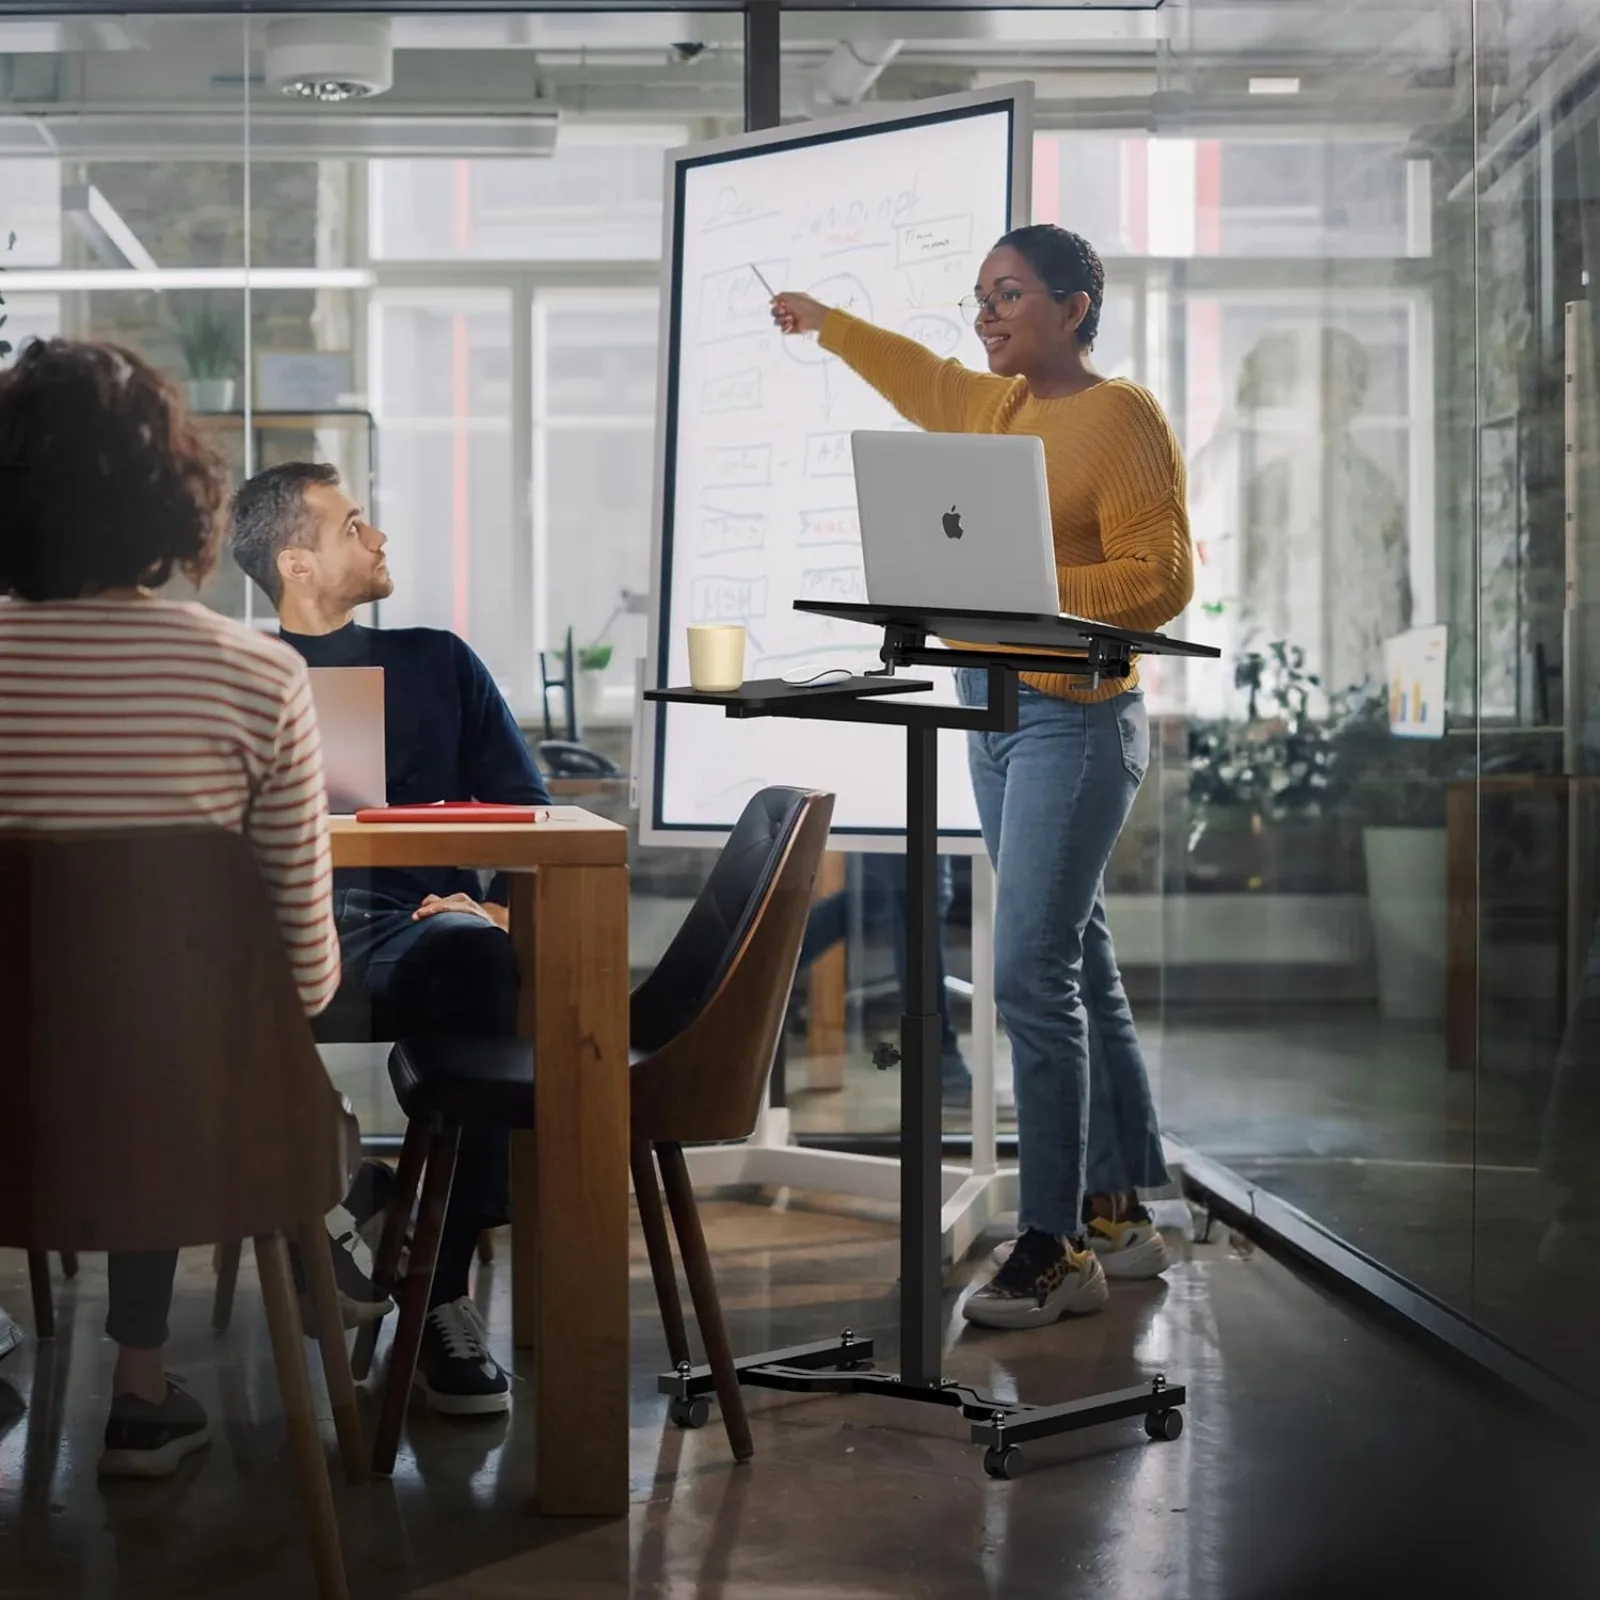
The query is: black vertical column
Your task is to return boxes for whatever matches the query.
[899,724,942,1387]
[744,0,782,132]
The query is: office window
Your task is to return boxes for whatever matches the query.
[1034,134,1425,260]
[1182,292,1430,716]
[370,290,516,683]
[533,291,658,717]
[0,292,60,361]
[0,159,62,264]
[370,127,685,263]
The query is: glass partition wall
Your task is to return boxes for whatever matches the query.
[1149,0,1600,1406]
[5,1,1599,1407]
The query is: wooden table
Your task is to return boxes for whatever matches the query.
[327,809,630,1517]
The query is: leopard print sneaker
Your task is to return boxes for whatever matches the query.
[961,1229,1109,1330]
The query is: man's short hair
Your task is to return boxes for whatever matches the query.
[228,461,341,606]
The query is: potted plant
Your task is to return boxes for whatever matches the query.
[1187,642,1356,892]
[1328,689,1464,1022]
[575,641,613,727]
[175,300,239,412]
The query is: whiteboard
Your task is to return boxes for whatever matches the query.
[642,85,1032,849]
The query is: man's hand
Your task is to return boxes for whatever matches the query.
[412,893,509,931]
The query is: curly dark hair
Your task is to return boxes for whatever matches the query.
[992,224,1105,350]
[0,337,227,602]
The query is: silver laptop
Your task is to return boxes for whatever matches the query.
[851,431,1059,617]
[306,666,387,813]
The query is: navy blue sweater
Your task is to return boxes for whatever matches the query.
[280,621,549,908]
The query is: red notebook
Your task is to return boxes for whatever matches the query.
[354,802,546,825]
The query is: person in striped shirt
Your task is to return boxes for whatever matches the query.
[0,337,348,1478]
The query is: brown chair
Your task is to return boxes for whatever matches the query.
[23,1250,78,1341]
[0,827,365,1600]
[361,785,833,1474]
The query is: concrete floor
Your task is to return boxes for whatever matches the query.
[2,1194,1598,1599]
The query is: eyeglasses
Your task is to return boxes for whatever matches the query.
[958,288,1065,321]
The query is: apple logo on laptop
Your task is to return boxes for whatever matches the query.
[941,505,964,540]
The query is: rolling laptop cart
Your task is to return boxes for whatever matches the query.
[646,600,1219,1477]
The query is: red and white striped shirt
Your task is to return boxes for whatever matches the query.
[0,596,341,1015]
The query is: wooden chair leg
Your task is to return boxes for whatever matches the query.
[372,1124,460,1478]
[59,1252,78,1280]
[296,1220,366,1485]
[254,1232,350,1600]
[476,1230,496,1264]
[212,1240,242,1335]
[352,1119,427,1383]
[27,1252,54,1341]
[632,1140,690,1370]
[656,1142,753,1462]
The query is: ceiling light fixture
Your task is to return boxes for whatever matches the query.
[264,17,394,103]
[1248,77,1301,96]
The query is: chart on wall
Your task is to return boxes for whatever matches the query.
[643,85,1031,846]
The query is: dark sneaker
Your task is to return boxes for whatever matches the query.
[961,1228,1108,1330]
[414,1297,511,1417]
[99,1378,211,1479]
[293,1224,393,1331]
[0,1309,20,1365]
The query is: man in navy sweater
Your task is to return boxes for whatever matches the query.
[230,461,548,1418]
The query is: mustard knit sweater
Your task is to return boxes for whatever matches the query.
[820,309,1195,702]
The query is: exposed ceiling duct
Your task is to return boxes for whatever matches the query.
[798,40,903,118]
[0,108,559,161]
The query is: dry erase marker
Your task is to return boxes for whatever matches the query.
[749,262,777,298]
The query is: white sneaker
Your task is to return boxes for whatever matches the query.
[1086,1207,1171,1280]
[961,1230,1108,1330]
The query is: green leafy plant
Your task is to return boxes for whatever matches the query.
[1189,640,1468,848]
[175,299,238,381]
[1188,642,1341,847]
[577,643,613,673]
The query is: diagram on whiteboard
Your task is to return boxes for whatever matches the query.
[648,94,1026,842]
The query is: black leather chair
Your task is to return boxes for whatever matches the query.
[363,785,834,1474]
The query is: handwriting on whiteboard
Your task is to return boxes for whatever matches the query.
[895,214,974,267]
[703,444,773,489]
[800,566,867,605]
[691,575,769,624]
[798,506,861,548]
[698,508,767,557]
[804,432,854,479]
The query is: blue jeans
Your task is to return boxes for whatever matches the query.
[957,671,1168,1237]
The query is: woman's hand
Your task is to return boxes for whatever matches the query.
[772,293,828,336]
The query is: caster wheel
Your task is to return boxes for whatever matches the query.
[983,1445,1023,1480]
[668,1396,711,1430]
[1144,1408,1183,1442]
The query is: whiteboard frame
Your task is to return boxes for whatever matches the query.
[641,81,1035,851]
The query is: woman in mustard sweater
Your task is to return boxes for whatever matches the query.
[775,226,1194,1331]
